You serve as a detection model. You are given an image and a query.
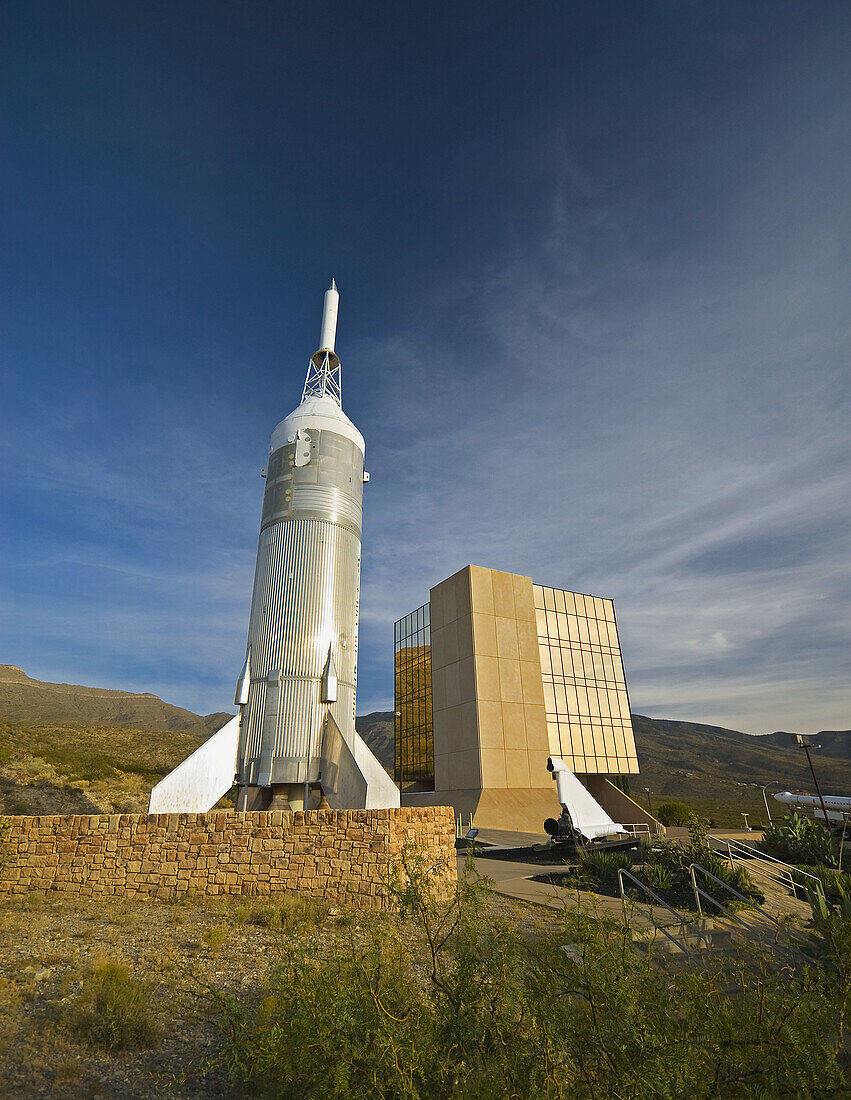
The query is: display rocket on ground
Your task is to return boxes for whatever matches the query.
[149,284,399,814]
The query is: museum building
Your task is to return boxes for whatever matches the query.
[394,565,658,833]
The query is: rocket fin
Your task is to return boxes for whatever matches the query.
[148,715,240,814]
[235,651,251,707]
[320,645,338,703]
[548,757,625,840]
[318,713,400,810]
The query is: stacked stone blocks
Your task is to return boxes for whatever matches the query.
[0,807,456,909]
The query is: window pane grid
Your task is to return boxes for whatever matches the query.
[535,585,638,776]
[394,602,435,791]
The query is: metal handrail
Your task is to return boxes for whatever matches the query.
[689,863,780,928]
[708,835,825,902]
[622,823,649,837]
[617,868,695,953]
[622,823,661,838]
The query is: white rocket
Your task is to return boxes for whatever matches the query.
[774,791,851,824]
[149,283,399,814]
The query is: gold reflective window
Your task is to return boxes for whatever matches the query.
[534,585,638,775]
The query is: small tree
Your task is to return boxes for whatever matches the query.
[656,800,694,826]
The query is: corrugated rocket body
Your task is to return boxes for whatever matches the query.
[238,432,363,786]
[149,281,399,814]
[232,279,399,811]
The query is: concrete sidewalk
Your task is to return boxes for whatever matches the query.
[464,849,814,944]
[465,854,680,933]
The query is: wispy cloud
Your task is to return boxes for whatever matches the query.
[2,4,848,736]
[356,70,851,731]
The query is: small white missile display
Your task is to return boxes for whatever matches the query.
[774,791,851,824]
[149,283,399,814]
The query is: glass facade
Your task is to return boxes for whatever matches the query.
[533,585,639,775]
[393,602,434,791]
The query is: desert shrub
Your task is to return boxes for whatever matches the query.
[642,838,692,878]
[758,813,839,868]
[231,902,252,924]
[656,800,694,826]
[213,849,851,1099]
[203,925,229,957]
[69,960,160,1050]
[248,896,329,932]
[695,853,765,907]
[803,878,851,987]
[636,822,764,909]
[794,866,851,904]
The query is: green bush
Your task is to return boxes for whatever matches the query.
[696,854,765,907]
[203,925,229,957]
[635,821,764,909]
[758,813,839,868]
[643,837,692,876]
[656,800,694,826]
[69,961,160,1050]
[578,850,633,883]
[212,849,851,1099]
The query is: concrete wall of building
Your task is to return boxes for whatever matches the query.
[0,808,456,908]
[400,565,648,836]
[421,566,561,832]
[429,568,479,792]
[582,776,662,833]
[404,787,562,834]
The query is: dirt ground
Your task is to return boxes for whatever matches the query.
[0,887,544,1100]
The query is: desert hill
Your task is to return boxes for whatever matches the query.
[762,728,851,760]
[0,665,232,737]
[355,711,395,772]
[630,714,851,824]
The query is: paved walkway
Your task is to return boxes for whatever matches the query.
[465,849,816,948]
[466,855,686,934]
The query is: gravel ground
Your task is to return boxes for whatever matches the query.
[0,888,545,1099]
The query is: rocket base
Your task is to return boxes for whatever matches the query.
[235,783,320,811]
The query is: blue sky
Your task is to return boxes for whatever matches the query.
[1,2,849,734]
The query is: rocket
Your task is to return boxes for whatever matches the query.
[149,283,399,814]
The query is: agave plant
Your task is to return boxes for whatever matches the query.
[758,813,839,868]
[639,864,673,892]
[578,850,633,883]
[804,880,851,979]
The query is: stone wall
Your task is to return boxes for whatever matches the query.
[0,807,456,908]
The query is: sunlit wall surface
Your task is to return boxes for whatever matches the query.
[533,585,639,775]
[393,603,434,791]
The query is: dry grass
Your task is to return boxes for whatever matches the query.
[0,719,234,815]
[0,885,539,1099]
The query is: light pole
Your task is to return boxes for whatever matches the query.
[761,780,783,825]
[643,787,653,816]
[794,735,831,829]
